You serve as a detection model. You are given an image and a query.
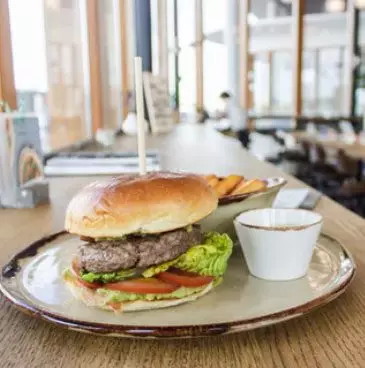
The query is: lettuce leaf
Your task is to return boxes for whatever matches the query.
[142,258,179,278]
[143,232,233,278]
[81,268,135,283]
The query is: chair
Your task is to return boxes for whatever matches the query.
[325,150,365,217]
[271,131,311,177]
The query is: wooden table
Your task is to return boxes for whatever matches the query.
[1,124,365,368]
[292,131,365,160]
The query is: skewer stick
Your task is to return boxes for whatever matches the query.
[134,57,146,175]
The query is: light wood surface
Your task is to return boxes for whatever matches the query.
[292,131,365,160]
[1,125,365,367]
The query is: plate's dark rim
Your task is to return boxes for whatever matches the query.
[0,232,356,339]
[1,231,66,279]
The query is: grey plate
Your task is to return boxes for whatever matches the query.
[0,232,355,339]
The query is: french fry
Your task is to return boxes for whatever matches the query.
[230,179,266,196]
[214,175,244,197]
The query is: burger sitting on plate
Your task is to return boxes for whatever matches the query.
[63,172,233,312]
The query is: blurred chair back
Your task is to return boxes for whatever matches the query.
[313,144,327,165]
[306,122,318,136]
[276,130,297,149]
[337,149,358,177]
[249,132,283,160]
[339,120,356,135]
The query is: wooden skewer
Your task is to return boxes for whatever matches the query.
[134,57,146,175]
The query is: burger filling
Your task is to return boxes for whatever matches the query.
[64,227,233,305]
[79,225,203,273]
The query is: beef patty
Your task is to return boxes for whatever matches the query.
[79,226,203,273]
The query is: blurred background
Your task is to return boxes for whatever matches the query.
[1,0,365,215]
[3,0,365,148]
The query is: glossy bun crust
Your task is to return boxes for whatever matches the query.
[65,172,218,238]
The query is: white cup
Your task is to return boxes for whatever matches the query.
[234,209,323,281]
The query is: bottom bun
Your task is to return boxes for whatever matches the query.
[64,275,214,313]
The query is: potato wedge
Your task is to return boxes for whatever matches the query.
[230,179,266,196]
[214,175,244,197]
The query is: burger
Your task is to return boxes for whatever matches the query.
[63,172,233,312]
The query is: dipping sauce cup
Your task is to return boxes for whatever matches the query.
[234,209,323,281]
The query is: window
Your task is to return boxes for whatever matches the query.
[272,51,293,115]
[302,50,317,115]
[318,47,344,115]
[203,41,227,114]
[98,0,123,130]
[179,47,196,117]
[354,9,365,115]
[202,0,227,115]
[302,0,347,116]
[252,53,270,114]
[249,1,293,121]
[177,0,196,117]
[167,0,177,107]
[9,0,91,152]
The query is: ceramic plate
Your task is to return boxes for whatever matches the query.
[0,232,355,339]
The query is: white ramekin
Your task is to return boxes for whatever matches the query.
[234,208,323,281]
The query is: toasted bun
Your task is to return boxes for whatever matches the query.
[64,275,214,312]
[65,172,218,237]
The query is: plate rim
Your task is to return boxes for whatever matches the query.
[0,232,356,338]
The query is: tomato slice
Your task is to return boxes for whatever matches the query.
[104,278,179,294]
[75,277,101,290]
[157,268,214,287]
[107,301,122,311]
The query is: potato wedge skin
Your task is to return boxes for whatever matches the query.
[202,174,266,198]
[230,179,267,195]
[214,175,244,197]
